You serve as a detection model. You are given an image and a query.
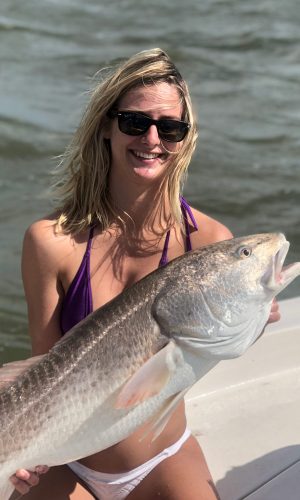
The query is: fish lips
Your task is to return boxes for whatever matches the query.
[262,240,300,293]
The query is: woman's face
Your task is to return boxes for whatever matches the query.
[107,82,184,186]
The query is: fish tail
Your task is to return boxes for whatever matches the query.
[0,479,14,500]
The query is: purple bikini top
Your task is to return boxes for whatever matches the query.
[60,197,198,334]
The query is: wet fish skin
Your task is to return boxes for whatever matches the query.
[0,233,299,500]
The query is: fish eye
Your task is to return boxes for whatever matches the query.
[237,246,252,258]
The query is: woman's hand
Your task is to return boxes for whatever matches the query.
[267,298,281,324]
[256,299,280,343]
[10,466,49,495]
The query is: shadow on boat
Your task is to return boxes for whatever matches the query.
[216,445,300,500]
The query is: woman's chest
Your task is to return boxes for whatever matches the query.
[89,229,186,310]
[61,225,189,311]
[88,249,169,310]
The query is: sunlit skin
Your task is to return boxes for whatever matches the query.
[10,81,280,499]
[106,82,181,189]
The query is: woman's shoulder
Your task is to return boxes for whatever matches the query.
[23,214,93,273]
[25,213,57,235]
[23,213,75,269]
[24,213,67,248]
[188,206,233,247]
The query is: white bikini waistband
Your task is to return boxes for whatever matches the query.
[68,427,192,484]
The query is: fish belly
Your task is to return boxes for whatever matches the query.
[0,353,196,494]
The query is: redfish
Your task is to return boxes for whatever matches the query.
[0,233,299,500]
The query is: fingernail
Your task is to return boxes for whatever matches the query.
[20,470,31,480]
[36,465,48,474]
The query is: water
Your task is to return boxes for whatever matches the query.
[1,0,299,363]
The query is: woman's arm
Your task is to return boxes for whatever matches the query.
[11,219,66,494]
[22,219,65,354]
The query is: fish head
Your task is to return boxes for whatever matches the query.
[155,233,300,359]
[200,232,299,306]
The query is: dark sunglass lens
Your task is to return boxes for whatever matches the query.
[158,120,188,142]
[118,113,149,135]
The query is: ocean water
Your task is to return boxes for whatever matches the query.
[0,0,299,363]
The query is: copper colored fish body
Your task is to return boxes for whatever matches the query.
[0,233,299,500]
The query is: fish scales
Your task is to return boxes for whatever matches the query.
[0,270,168,467]
[0,233,300,500]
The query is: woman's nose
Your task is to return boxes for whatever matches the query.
[142,124,160,145]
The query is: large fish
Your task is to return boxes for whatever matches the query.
[0,233,299,500]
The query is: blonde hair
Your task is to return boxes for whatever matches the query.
[53,48,198,234]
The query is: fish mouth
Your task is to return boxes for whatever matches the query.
[275,241,290,285]
[262,239,300,292]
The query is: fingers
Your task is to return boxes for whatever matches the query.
[10,466,49,495]
[35,465,49,474]
[257,299,281,343]
[268,311,281,323]
[267,298,281,324]
[10,470,36,495]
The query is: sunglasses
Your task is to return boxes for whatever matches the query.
[108,110,190,143]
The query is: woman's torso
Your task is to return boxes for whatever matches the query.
[34,204,231,473]
[58,203,197,472]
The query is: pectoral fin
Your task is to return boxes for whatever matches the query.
[115,341,183,409]
[140,388,189,442]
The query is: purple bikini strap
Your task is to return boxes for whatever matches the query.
[180,196,198,230]
[85,226,94,312]
[159,229,170,267]
[158,197,198,267]
[86,226,94,254]
[180,196,198,252]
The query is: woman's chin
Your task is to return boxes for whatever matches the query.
[132,163,165,181]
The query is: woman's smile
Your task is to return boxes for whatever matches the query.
[130,149,167,165]
[107,82,182,184]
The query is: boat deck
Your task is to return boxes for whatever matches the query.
[186,297,300,500]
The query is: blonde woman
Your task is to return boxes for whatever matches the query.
[10,48,279,500]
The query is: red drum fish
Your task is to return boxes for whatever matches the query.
[0,234,299,500]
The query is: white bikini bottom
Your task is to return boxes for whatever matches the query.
[68,428,191,500]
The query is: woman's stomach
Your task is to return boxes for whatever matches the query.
[77,401,187,473]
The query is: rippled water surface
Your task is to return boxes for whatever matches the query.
[1,0,299,362]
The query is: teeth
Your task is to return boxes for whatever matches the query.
[133,151,160,159]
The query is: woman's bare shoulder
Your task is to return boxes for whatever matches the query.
[189,207,233,247]
[23,214,74,268]
[25,213,61,239]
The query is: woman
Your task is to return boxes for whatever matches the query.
[10,48,279,500]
